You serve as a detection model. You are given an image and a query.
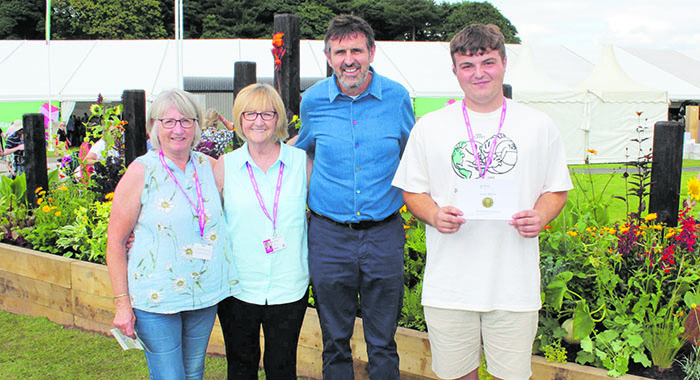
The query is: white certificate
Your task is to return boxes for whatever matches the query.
[454,179,519,220]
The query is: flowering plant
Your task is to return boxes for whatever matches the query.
[271,32,286,93]
[538,178,700,377]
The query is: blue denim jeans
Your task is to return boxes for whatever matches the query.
[133,305,218,380]
[308,212,405,380]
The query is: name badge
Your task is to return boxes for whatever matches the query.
[263,234,286,254]
[191,243,213,260]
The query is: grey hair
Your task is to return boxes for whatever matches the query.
[147,89,203,150]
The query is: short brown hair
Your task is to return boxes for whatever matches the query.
[450,24,506,64]
[324,14,375,54]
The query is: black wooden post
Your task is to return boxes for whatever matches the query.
[503,84,512,99]
[273,14,301,118]
[648,121,684,227]
[234,61,257,99]
[22,113,49,207]
[122,90,147,166]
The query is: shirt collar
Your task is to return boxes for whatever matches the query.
[327,66,382,102]
[236,141,289,171]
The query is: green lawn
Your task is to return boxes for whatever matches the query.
[0,310,281,380]
[568,160,699,222]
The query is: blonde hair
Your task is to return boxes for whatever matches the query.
[147,89,203,150]
[203,108,222,129]
[232,83,288,142]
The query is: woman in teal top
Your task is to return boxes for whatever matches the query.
[215,83,312,380]
[107,89,239,380]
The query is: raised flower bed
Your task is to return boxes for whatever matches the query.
[0,242,653,380]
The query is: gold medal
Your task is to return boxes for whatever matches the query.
[482,197,494,208]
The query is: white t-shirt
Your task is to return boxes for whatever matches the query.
[392,99,573,312]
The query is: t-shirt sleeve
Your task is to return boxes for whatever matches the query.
[392,122,431,194]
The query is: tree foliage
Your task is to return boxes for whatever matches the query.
[51,0,167,39]
[0,0,519,43]
[0,0,45,40]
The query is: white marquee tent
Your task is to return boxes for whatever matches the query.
[2,39,699,163]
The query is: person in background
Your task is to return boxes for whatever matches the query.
[197,108,238,159]
[56,121,68,143]
[392,24,572,380]
[294,14,415,380]
[107,89,239,380]
[4,120,25,178]
[215,83,312,380]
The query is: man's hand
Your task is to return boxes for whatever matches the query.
[433,206,467,234]
[509,209,543,238]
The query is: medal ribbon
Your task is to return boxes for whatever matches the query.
[461,97,507,179]
[159,150,207,238]
[246,161,284,232]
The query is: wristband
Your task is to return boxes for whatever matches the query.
[113,293,129,299]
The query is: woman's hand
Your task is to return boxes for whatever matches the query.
[113,296,136,338]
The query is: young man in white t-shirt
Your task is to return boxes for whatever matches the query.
[392,24,572,380]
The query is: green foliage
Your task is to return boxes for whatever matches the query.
[51,0,167,39]
[543,340,568,363]
[677,344,700,380]
[56,197,112,264]
[439,1,520,43]
[0,173,31,244]
[400,207,427,331]
[0,0,45,39]
[44,0,520,42]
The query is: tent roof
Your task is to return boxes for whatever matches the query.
[575,45,668,103]
[0,39,697,103]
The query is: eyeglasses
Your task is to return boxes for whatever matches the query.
[241,111,277,121]
[157,118,197,129]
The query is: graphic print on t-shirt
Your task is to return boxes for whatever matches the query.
[451,132,518,179]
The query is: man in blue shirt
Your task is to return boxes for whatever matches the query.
[295,14,415,380]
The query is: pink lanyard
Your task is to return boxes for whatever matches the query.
[461,98,507,179]
[246,161,284,232]
[159,150,207,238]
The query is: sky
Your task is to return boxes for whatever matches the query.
[482,0,700,59]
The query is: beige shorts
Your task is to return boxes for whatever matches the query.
[424,307,538,380]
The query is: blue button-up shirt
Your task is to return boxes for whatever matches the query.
[296,68,415,223]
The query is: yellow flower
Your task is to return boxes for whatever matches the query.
[37,198,43,205]
[665,230,676,239]
[644,213,657,222]
[620,226,630,233]
[55,211,61,217]
[35,187,43,193]
[566,230,578,237]
[105,192,115,200]
[400,205,407,213]
[587,149,598,155]
[653,225,663,230]
[60,186,68,191]
[688,177,700,201]
[692,303,697,309]
[41,205,50,213]
[403,225,410,230]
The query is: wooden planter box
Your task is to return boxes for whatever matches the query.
[0,243,651,380]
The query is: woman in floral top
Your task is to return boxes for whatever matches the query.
[197,108,239,158]
[106,89,239,380]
